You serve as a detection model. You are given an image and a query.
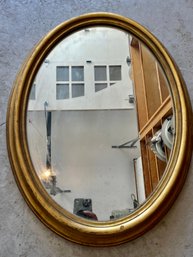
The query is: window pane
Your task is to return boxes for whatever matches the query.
[109,65,121,81]
[72,66,84,81]
[95,83,108,92]
[29,83,36,100]
[56,84,69,99]
[56,66,69,81]
[72,83,84,98]
[94,66,107,81]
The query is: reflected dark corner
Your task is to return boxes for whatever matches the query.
[27,27,174,221]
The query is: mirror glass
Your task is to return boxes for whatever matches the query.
[26,27,174,221]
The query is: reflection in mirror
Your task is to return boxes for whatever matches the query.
[27,27,174,221]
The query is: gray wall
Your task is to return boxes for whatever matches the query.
[1,1,193,256]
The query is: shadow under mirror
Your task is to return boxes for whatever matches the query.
[27,27,174,222]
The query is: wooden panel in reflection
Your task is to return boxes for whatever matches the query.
[130,37,173,197]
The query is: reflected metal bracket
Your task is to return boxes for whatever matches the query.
[112,137,139,149]
[44,101,71,195]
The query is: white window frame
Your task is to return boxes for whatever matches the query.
[94,65,122,92]
[56,66,85,99]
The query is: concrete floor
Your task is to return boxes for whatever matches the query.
[1,1,193,256]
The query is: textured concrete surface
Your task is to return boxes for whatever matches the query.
[1,1,193,256]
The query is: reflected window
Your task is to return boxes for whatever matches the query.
[94,65,122,92]
[72,66,84,81]
[56,66,69,81]
[29,83,36,100]
[56,84,69,99]
[109,65,122,81]
[94,66,107,81]
[95,83,108,92]
[56,66,84,99]
[72,83,84,97]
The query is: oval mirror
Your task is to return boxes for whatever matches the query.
[7,13,193,246]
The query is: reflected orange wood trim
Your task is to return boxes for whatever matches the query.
[139,96,172,140]
[130,40,148,130]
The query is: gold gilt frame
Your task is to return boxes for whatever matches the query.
[6,13,193,246]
